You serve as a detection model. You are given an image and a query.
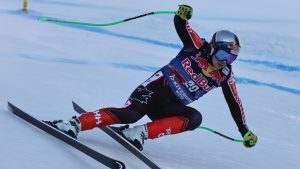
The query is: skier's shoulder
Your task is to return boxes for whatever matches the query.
[182,38,210,53]
[200,39,210,49]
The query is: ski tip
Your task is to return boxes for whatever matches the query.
[71,101,77,108]
[7,102,17,113]
[7,101,14,109]
[7,102,12,110]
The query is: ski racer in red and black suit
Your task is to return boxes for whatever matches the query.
[47,5,257,150]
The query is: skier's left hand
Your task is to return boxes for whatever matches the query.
[243,131,257,148]
[176,4,193,20]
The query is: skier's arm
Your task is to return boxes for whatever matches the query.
[221,72,249,136]
[221,63,257,148]
[174,5,203,49]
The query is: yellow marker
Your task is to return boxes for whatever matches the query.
[23,0,28,13]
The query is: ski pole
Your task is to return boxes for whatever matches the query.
[198,126,244,143]
[39,11,176,27]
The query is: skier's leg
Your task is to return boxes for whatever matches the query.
[79,71,167,131]
[124,104,202,141]
[79,107,144,131]
[147,108,202,139]
[47,70,170,139]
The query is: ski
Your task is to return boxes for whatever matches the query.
[7,102,125,169]
[72,101,161,169]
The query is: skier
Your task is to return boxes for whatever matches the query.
[46,5,257,150]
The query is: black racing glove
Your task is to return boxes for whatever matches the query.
[243,131,257,148]
[176,4,193,20]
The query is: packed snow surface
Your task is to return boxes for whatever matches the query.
[1,0,299,168]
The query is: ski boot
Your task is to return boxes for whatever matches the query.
[43,116,81,139]
[111,124,148,151]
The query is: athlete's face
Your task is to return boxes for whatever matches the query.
[211,55,227,70]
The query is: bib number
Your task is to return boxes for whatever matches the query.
[184,80,199,92]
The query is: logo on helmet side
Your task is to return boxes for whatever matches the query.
[228,41,240,55]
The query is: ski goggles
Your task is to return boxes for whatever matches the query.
[215,41,240,55]
[215,49,237,64]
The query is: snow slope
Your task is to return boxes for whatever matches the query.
[0,0,300,168]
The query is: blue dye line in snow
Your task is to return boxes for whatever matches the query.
[11,13,300,95]
[236,77,300,95]
[238,59,300,72]
[110,63,300,96]
[15,53,300,96]
[17,12,299,72]
[17,54,91,65]
[60,24,181,49]
[110,63,159,72]
[55,23,300,72]
[7,10,300,72]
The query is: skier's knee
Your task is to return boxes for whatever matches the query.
[186,110,202,131]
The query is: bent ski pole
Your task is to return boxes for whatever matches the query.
[198,126,244,143]
[39,11,176,27]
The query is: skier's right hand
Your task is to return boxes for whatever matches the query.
[176,4,193,20]
[243,131,257,148]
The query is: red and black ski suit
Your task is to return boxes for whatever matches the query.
[79,15,249,139]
